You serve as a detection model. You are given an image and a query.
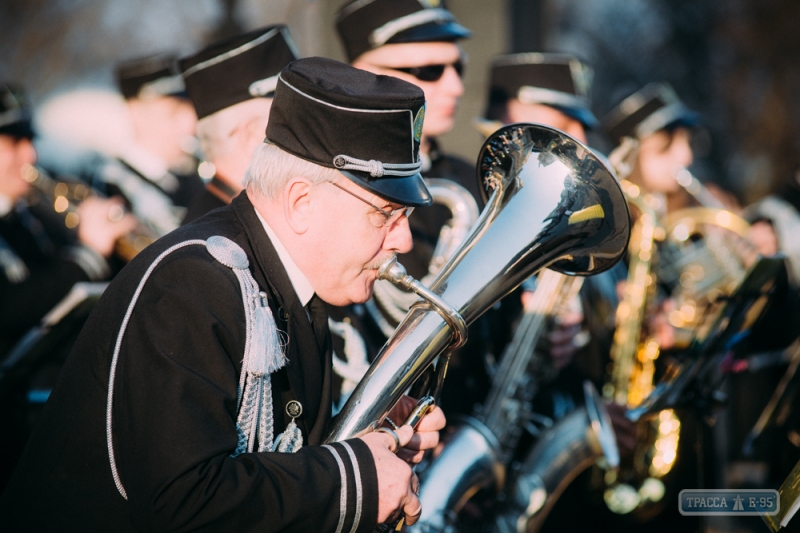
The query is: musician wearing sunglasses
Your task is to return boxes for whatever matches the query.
[1,58,445,533]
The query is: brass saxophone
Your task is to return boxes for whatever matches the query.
[21,164,155,262]
[600,143,753,516]
[601,178,681,515]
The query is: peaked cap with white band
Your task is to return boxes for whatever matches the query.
[266,56,432,207]
[335,0,471,63]
[0,84,34,139]
[603,82,699,145]
[178,25,300,120]
[116,53,186,101]
[486,53,599,129]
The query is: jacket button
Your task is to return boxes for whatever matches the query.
[286,400,303,419]
[279,307,290,321]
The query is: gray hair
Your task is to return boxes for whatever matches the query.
[243,140,341,200]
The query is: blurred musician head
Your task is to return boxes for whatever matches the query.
[336,0,471,144]
[0,84,36,208]
[179,25,299,202]
[115,54,197,172]
[604,82,699,195]
[481,53,598,143]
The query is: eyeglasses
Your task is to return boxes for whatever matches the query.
[326,181,414,228]
[387,60,465,82]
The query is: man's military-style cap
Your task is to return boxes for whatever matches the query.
[335,0,471,63]
[266,57,432,207]
[603,82,699,145]
[116,54,186,100]
[486,53,599,129]
[0,84,34,139]
[179,25,300,120]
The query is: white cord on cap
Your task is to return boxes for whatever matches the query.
[333,154,420,178]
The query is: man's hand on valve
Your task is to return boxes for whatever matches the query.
[360,395,444,525]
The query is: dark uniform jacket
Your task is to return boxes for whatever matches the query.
[0,203,102,355]
[0,193,378,532]
[182,185,227,226]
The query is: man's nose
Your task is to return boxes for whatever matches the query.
[385,214,413,254]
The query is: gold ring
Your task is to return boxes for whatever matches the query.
[375,427,400,453]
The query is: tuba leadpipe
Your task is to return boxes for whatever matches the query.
[368,178,480,334]
[324,123,630,446]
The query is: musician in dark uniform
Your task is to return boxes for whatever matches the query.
[180,25,299,225]
[334,0,491,416]
[94,54,203,235]
[0,83,136,489]
[479,53,606,373]
[0,58,445,532]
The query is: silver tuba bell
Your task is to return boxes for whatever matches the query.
[324,124,631,451]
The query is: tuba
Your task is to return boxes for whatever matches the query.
[409,269,617,533]
[323,123,631,502]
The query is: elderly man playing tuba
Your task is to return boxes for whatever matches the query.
[0,57,445,532]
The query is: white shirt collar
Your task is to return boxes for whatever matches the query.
[254,208,315,307]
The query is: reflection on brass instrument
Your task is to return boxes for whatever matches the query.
[764,457,800,532]
[409,270,620,533]
[323,125,629,533]
[498,382,619,533]
[368,179,480,336]
[601,143,752,517]
[659,171,752,342]
[602,178,680,516]
[325,123,630,443]
[21,163,155,262]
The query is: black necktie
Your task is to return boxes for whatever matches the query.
[307,294,329,354]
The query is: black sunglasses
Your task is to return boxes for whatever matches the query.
[390,60,465,82]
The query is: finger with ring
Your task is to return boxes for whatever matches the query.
[108,204,125,222]
[384,416,400,430]
[375,427,400,453]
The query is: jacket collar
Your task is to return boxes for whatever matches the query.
[231,192,332,444]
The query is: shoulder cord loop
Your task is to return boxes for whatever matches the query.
[106,236,301,501]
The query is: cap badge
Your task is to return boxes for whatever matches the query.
[414,105,425,142]
[419,0,441,7]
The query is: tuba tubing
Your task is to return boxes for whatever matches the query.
[413,416,505,532]
[498,383,619,533]
[324,123,630,444]
[408,270,586,533]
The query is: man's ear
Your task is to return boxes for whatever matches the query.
[283,177,313,234]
